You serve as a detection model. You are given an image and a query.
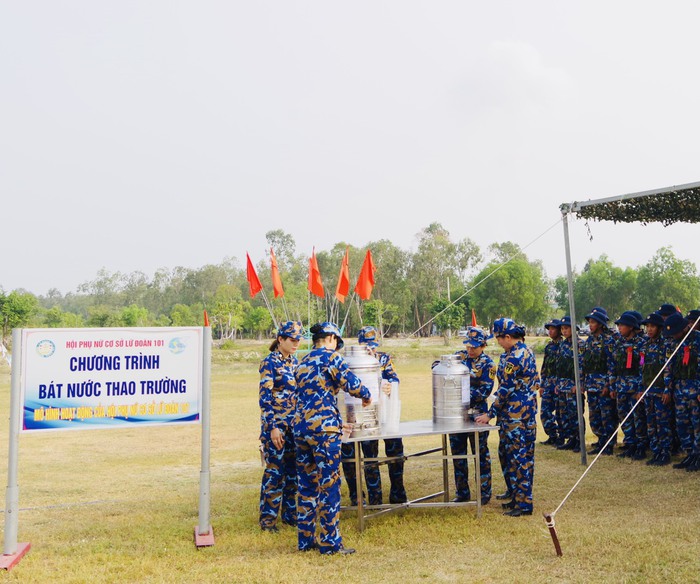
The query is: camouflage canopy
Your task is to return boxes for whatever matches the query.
[560,180,700,225]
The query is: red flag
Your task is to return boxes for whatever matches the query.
[308,248,325,298]
[246,252,263,298]
[270,248,285,298]
[471,309,477,327]
[335,247,350,303]
[354,250,376,300]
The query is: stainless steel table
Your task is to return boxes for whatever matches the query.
[341,419,498,531]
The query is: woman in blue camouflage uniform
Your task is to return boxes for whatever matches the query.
[663,313,700,472]
[640,312,673,466]
[294,322,372,555]
[554,316,584,453]
[450,327,496,504]
[580,307,617,455]
[258,321,303,532]
[476,318,539,517]
[611,312,647,460]
[342,326,407,506]
[538,320,562,446]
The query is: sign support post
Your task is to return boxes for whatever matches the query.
[194,321,214,547]
[1,328,31,570]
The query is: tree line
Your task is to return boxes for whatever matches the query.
[1,224,698,342]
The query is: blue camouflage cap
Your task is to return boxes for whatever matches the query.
[358,326,380,347]
[544,319,562,330]
[559,316,580,331]
[317,321,344,349]
[641,312,664,327]
[628,311,643,325]
[663,312,688,337]
[585,307,609,325]
[492,317,525,337]
[277,321,303,340]
[615,312,639,328]
[463,327,491,347]
[685,309,700,323]
[658,303,678,317]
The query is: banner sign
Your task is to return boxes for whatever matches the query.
[20,327,203,432]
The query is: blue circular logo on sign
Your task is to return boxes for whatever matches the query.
[36,339,56,358]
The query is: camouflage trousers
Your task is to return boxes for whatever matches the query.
[645,392,673,456]
[556,384,585,443]
[497,418,511,495]
[342,439,407,505]
[259,428,297,528]
[341,440,381,505]
[674,380,700,455]
[500,421,535,512]
[615,382,646,448]
[539,380,559,440]
[594,393,618,445]
[295,431,344,554]
[449,430,491,502]
[585,376,617,444]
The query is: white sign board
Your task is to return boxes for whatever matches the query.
[20,327,203,432]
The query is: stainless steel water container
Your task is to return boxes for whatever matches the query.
[432,354,469,428]
[343,345,382,438]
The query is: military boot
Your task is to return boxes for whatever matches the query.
[631,445,647,460]
[645,452,661,466]
[557,439,576,451]
[655,452,671,466]
[672,454,693,469]
[617,445,633,458]
[685,455,700,472]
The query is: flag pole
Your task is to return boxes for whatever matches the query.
[260,289,278,331]
[340,292,356,332]
[280,296,290,322]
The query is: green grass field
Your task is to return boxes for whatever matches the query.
[0,338,698,583]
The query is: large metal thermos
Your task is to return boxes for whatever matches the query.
[342,345,382,438]
[432,354,470,428]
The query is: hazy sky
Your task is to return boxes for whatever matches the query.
[3,2,700,295]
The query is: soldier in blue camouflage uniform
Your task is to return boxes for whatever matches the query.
[611,312,647,460]
[341,326,408,505]
[580,307,617,455]
[554,316,584,452]
[538,320,562,446]
[258,321,303,532]
[658,304,682,455]
[663,313,700,472]
[294,322,372,555]
[640,312,673,465]
[449,327,496,504]
[476,318,539,517]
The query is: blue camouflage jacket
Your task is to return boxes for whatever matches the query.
[463,352,496,408]
[258,351,298,438]
[294,347,371,435]
[580,331,616,387]
[611,332,644,390]
[488,341,539,425]
[377,351,400,383]
[540,338,560,387]
[640,335,669,394]
[664,330,700,388]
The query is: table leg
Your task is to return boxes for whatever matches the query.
[475,431,482,517]
[441,434,450,502]
[354,442,364,532]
